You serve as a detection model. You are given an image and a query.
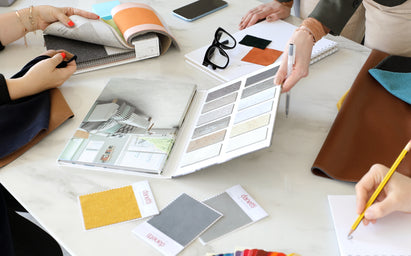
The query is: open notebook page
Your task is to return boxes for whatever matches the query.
[328,195,411,256]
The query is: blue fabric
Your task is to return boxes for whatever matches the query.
[369,68,411,105]
[0,91,50,158]
[0,56,52,158]
[368,55,411,105]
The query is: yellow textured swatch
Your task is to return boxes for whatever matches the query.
[79,185,141,230]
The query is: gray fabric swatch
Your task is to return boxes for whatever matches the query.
[206,81,241,102]
[200,192,252,243]
[147,193,221,246]
[242,80,275,99]
[244,66,279,87]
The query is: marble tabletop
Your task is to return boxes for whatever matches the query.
[0,0,371,255]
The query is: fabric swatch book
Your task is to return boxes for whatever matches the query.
[185,19,337,82]
[78,180,158,230]
[132,193,222,256]
[207,248,298,256]
[43,3,178,74]
[328,195,411,255]
[199,185,268,244]
[58,63,281,178]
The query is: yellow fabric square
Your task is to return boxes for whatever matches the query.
[79,185,142,230]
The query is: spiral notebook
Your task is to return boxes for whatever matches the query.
[328,195,411,256]
[185,20,337,82]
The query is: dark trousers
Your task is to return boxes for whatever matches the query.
[0,184,63,256]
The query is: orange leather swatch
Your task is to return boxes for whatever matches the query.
[241,47,283,66]
[311,49,411,182]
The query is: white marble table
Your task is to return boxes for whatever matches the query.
[0,0,371,255]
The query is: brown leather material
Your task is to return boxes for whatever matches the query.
[311,49,411,182]
[0,89,73,167]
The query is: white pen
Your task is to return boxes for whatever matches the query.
[285,43,295,117]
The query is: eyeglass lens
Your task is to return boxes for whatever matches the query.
[206,45,229,69]
[215,29,236,49]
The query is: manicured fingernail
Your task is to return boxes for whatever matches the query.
[68,20,74,27]
[97,15,100,19]
[60,52,66,59]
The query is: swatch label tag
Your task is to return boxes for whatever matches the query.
[226,185,268,222]
[132,180,159,217]
[133,222,183,256]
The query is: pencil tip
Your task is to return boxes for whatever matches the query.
[347,230,354,240]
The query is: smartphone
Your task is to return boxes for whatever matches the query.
[172,0,228,22]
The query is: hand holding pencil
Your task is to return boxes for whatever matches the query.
[350,140,411,238]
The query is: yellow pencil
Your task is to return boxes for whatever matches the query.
[347,139,411,239]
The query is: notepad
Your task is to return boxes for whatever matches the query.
[185,19,337,82]
[78,181,158,230]
[328,195,411,256]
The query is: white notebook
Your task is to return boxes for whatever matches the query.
[328,195,411,256]
[185,19,337,82]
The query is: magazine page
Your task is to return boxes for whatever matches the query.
[58,78,196,174]
[112,2,179,54]
[44,15,132,49]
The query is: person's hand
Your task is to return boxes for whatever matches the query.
[239,1,291,30]
[355,164,411,225]
[24,50,76,90]
[7,51,76,100]
[274,29,314,92]
[34,5,99,30]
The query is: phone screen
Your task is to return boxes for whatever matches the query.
[173,0,228,21]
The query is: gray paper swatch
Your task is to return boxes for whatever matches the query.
[147,193,222,246]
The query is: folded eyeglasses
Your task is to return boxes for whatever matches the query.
[202,27,237,70]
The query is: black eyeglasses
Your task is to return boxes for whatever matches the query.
[202,27,237,70]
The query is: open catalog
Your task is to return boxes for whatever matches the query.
[58,64,281,178]
[43,3,178,74]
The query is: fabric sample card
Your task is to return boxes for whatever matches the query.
[133,193,222,256]
[239,35,272,49]
[199,185,268,244]
[92,0,121,20]
[241,48,283,66]
[79,180,158,230]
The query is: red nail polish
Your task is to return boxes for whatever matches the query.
[68,20,74,27]
[60,52,66,59]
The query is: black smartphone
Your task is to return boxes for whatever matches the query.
[172,0,228,22]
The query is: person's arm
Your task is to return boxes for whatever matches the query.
[0,5,99,46]
[309,0,363,36]
[274,0,363,92]
[5,51,76,101]
[239,0,293,30]
[355,164,411,225]
[274,17,328,92]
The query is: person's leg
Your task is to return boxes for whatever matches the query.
[1,184,26,212]
[8,209,63,256]
[0,185,15,256]
[1,184,63,256]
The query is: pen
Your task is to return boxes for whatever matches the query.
[285,43,295,117]
[347,139,411,239]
